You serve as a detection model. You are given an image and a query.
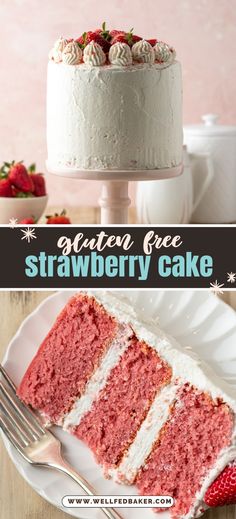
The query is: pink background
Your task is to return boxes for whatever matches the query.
[0,0,235,207]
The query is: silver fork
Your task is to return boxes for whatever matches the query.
[0,365,122,519]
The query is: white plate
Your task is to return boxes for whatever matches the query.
[2,290,236,519]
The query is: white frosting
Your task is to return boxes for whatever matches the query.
[49,37,68,63]
[108,382,180,483]
[83,41,106,66]
[109,43,132,66]
[47,60,183,170]
[132,40,155,64]
[154,41,174,63]
[62,41,82,65]
[63,322,133,429]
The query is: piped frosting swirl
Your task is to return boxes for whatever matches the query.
[108,42,132,66]
[49,37,68,63]
[154,41,176,63]
[132,40,155,64]
[62,41,82,65]
[83,41,106,66]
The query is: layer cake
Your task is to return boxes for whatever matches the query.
[18,292,236,519]
[47,26,182,172]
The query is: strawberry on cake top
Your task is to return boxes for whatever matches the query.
[47,23,182,172]
[18,292,236,519]
[49,24,176,67]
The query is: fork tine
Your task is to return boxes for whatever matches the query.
[0,382,39,442]
[0,414,26,453]
[0,365,17,391]
[0,395,31,445]
[0,381,40,441]
[0,366,45,436]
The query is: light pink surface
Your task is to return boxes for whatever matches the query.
[0,0,235,207]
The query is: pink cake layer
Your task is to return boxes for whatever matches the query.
[136,384,234,518]
[17,294,117,421]
[74,338,172,469]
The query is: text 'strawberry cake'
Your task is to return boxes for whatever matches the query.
[47,24,182,172]
[18,292,236,519]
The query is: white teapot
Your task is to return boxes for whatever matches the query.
[184,114,236,223]
[136,146,214,224]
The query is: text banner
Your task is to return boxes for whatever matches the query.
[0,225,235,289]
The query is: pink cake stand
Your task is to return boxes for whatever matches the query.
[46,162,183,224]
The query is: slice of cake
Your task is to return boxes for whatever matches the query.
[18,292,236,519]
[47,24,182,172]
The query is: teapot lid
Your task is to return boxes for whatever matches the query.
[184,114,236,137]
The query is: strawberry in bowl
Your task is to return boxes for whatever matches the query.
[0,161,48,224]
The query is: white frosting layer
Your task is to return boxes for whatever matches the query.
[108,382,180,484]
[63,322,133,429]
[47,61,183,171]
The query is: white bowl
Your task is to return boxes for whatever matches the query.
[0,195,48,223]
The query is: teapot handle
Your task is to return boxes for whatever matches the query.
[190,152,214,212]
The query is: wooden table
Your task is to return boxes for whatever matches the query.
[0,291,235,519]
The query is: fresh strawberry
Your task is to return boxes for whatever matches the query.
[132,34,142,44]
[46,210,71,224]
[109,29,125,38]
[87,32,110,53]
[111,29,141,46]
[111,33,129,45]
[19,217,36,224]
[31,173,46,197]
[77,31,110,53]
[147,38,157,46]
[0,178,13,197]
[9,163,33,192]
[204,461,236,507]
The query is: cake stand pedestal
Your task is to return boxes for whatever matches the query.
[46,163,183,224]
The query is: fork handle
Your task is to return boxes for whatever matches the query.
[51,458,123,519]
